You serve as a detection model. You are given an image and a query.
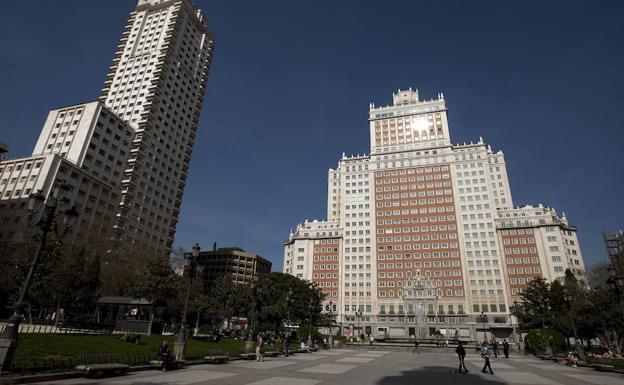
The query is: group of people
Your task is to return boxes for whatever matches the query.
[454,338,511,374]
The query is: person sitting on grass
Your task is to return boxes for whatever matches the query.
[567,351,579,367]
[157,340,172,372]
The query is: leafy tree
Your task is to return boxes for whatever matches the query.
[255,272,325,333]
[587,262,612,291]
[511,278,551,331]
[128,254,181,310]
[525,329,566,354]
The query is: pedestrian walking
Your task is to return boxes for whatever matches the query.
[284,333,290,357]
[256,334,264,362]
[456,341,469,373]
[412,335,420,354]
[491,337,499,358]
[502,339,510,359]
[480,342,494,374]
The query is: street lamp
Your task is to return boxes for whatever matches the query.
[245,273,260,353]
[283,288,293,356]
[539,298,553,355]
[480,311,487,344]
[562,286,585,361]
[0,183,79,373]
[328,300,334,349]
[354,310,361,337]
[174,243,203,361]
[512,300,520,348]
[307,300,314,347]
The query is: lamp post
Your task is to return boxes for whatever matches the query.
[328,301,334,349]
[307,301,314,347]
[540,298,553,355]
[563,286,585,361]
[606,273,624,353]
[245,273,260,353]
[0,183,79,373]
[512,300,523,353]
[283,288,293,356]
[355,310,362,339]
[174,243,203,361]
[480,311,487,344]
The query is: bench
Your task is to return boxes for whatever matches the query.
[149,359,185,370]
[264,351,281,357]
[204,355,229,364]
[74,363,129,378]
[239,353,257,360]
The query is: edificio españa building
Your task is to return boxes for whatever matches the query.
[0,0,214,254]
[283,89,586,341]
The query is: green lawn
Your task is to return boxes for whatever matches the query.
[12,334,246,368]
[586,356,624,369]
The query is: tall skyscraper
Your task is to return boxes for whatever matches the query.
[284,89,587,340]
[0,0,214,254]
[101,0,214,251]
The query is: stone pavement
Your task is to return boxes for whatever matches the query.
[37,349,623,385]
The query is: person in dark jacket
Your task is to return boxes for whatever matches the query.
[491,337,499,357]
[503,339,510,359]
[455,341,469,373]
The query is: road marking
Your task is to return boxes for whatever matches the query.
[234,360,297,370]
[299,363,357,374]
[494,371,563,385]
[245,377,322,385]
[337,357,375,363]
[355,353,385,358]
[563,374,624,385]
[285,354,325,361]
[103,369,237,384]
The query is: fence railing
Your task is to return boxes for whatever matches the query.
[8,352,155,376]
[0,321,114,335]
[6,348,238,376]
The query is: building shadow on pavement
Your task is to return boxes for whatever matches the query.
[376,366,506,385]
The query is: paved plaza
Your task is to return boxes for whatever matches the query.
[38,349,623,385]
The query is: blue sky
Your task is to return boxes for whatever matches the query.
[1,0,622,270]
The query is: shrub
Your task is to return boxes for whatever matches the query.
[525,329,566,354]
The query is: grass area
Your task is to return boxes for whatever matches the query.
[13,334,246,365]
[587,356,624,369]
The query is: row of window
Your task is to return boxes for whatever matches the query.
[377,207,454,216]
[379,252,461,259]
[378,242,459,251]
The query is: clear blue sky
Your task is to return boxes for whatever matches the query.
[1,1,622,270]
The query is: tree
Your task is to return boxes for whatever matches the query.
[0,240,21,318]
[587,262,612,291]
[511,278,551,331]
[128,254,181,319]
[255,272,325,333]
[197,274,251,331]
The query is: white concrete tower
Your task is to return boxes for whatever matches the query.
[100,0,214,252]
